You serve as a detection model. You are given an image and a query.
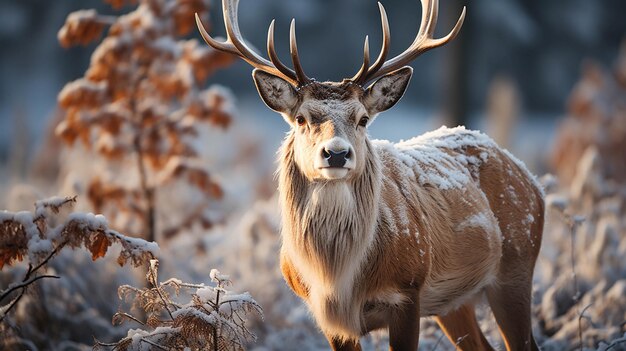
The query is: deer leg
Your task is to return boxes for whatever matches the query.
[486,280,539,351]
[435,303,495,351]
[388,292,420,351]
[327,336,362,351]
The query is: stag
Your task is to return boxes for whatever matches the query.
[197,1,544,350]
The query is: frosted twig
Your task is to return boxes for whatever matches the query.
[213,281,222,351]
[0,240,67,322]
[93,338,118,347]
[568,214,584,303]
[0,275,60,322]
[0,275,60,303]
[578,302,593,351]
[552,209,585,294]
[161,278,205,290]
[113,312,145,326]
[139,338,169,351]
[148,260,174,320]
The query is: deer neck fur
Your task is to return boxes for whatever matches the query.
[278,131,381,336]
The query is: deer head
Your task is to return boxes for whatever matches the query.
[196,0,465,181]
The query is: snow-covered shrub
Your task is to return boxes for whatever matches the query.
[0,196,158,348]
[96,259,262,350]
[539,42,626,350]
[56,0,236,242]
[535,156,626,350]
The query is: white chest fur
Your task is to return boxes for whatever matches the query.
[282,182,377,340]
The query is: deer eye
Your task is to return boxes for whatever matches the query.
[295,115,306,126]
[358,116,369,127]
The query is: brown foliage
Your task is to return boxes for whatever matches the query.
[0,220,28,270]
[58,10,113,48]
[56,0,235,241]
[0,196,158,323]
[0,196,157,270]
[172,0,210,36]
[87,179,143,219]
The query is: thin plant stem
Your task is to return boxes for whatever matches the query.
[578,303,593,351]
[213,281,222,351]
[0,275,60,303]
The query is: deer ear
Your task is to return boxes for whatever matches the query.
[363,66,413,114]
[253,69,299,114]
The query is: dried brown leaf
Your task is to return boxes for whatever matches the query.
[58,79,108,109]
[58,10,109,48]
[0,220,28,270]
[89,232,112,260]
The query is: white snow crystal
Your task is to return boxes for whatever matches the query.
[68,212,109,228]
[210,268,230,282]
[457,212,494,232]
[196,286,217,302]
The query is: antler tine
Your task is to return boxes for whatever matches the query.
[196,14,239,56]
[290,19,311,84]
[267,20,299,85]
[419,0,438,36]
[426,6,466,48]
[195,0,303,85]
[352,2,390,85]
[365,0,466,83]
[367,3,391,78]
[221,0,274,67]
[351,36,371,82]
[195,10,272,70]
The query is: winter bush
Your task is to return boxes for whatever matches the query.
[56,0,235,242]
[96,259,262,351]
[0,196,158,349]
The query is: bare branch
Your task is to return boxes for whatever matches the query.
[0,275,60,303]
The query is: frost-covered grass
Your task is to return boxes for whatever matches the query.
[2,120,626,350]
[95,260,261,351]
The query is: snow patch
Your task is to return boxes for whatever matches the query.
[457,212,494,232]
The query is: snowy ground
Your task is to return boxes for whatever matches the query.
[1,98,625,350]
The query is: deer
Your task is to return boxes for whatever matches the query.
[196,1,544,350]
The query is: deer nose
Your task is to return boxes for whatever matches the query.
[322,148,351,168]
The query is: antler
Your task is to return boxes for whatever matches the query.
[195,0,311,87]
[351,0,466,86]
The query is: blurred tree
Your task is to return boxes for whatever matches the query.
[55,0,235,242]
[551,40,626,187]
[442,0,469,127]
[485,75,520,148]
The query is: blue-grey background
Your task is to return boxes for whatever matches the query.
[1,0,625,168]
